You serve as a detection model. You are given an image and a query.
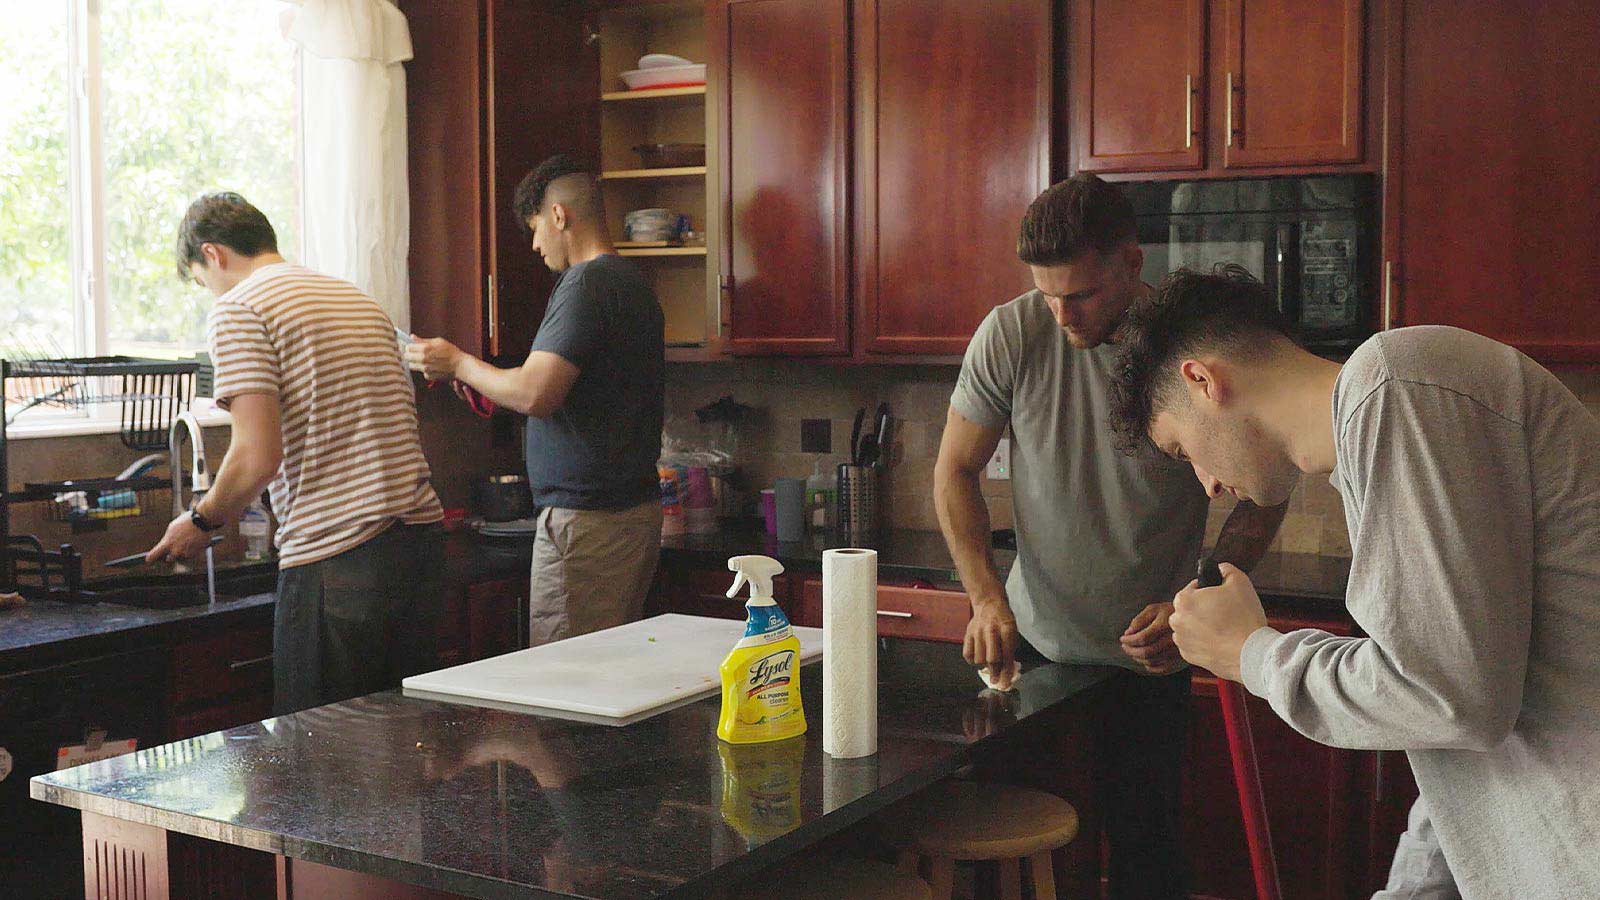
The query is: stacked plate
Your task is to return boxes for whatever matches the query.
[624,208,689,243]
[472,517,538,538]
[619,53,707,91]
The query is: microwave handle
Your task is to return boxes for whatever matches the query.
[1275,222,1302,322]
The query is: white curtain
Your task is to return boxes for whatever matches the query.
[286,0,413,329]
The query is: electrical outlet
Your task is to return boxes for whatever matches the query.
[985,438,1010,480]
[800,418,832,453]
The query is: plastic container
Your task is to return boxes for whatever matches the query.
[241,500,271,561]
[760,489,777,535]
[773,478,807,542]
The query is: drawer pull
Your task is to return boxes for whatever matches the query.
[876,610,914,619]
[227,654,274,672]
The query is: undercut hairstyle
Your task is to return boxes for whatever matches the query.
[174,192,278,279]
[1017,173,1137,266]
[1108,264,1294,456]
[512,154,601,234]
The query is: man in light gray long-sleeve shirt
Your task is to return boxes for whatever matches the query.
[1107,265,1600,899]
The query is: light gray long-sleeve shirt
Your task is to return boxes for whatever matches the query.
[1240,326,1600,899]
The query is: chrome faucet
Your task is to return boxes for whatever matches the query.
[168,411,216,602]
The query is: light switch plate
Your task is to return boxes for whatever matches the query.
[986,438,1010,480]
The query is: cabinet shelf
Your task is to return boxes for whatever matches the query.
[616,245,707,257]
[600,166,707,181]
[602,85,706,103]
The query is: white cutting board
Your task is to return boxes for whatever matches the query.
[401,614,824,726]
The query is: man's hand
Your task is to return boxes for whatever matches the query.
[964,597,1019,682]
[1120,601,1184,675]
[405,336,466,382]
[146,513,213,564]
[1169,563,1270,682]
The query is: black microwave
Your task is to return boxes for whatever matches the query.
[1126,175,1377,353]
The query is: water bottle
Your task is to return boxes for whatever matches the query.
[241,500,271,561]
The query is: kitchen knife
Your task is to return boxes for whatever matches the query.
[1197,557,1224,588]
[105,534,225,569]
[871,403,891,466]
[849,407,866,466]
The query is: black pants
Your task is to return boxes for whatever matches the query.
[273,522,446,715]
[1095,667,1190,900]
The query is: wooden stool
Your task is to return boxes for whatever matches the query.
[725,855,932,900]
[877,781,1079,900]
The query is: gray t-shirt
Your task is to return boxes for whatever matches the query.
[950,291,1210,668]
[1241,326,1600,898]
[524,254,665,511]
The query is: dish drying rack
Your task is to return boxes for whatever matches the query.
[2,355,199,600]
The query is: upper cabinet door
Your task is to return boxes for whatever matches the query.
[1071,0,1205,173]
[1389,0,1600,362]
[1220,0,1363,168]
[855,0,1050,357]
[715,0,852,356]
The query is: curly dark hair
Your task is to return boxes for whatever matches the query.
[512,154,587,235]
[174,192,278,280]
[1017,173,1136,266]
[1108,264,1293,456]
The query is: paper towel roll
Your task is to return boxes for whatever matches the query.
[823,548,878,758]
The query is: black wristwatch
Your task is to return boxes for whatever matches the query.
[189,505,224,533]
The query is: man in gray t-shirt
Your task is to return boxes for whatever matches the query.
[1118,267,1600,900]
[935,175,1288,900]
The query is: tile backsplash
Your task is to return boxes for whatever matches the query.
[666,361,1600,559]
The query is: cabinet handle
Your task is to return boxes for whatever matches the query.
[1184,75,1194,149]
[227,653,273,672]
[1383,260,1395,330]
[1226,71,1238,147]
[876,609,914,619]
[486,274,498,355]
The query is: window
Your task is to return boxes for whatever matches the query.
[0,0,301,366]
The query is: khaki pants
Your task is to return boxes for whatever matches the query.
[528,499,663,646]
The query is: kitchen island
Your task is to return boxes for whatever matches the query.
[33,638,1119,900]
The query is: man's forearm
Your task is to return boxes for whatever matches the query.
[453,355,546,416]
[1210,499,1290,571]
[934,465,1007,607]
[196,444,278,524]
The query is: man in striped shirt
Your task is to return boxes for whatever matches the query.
[148,192,445,714]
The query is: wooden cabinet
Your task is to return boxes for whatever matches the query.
[464,577,526,660]
[1069,0,1366,176]
[406,0,599,363]
[1219,0,1364,167]
[853,0,1050,357]
[1382,0,1600,362]
[795,577,970,642]
[714,0,852,356]
[1070,0,1205,173]
[166,624,274,742]
[716,0,1049,360]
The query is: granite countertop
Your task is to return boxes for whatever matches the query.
[34,641,1118,900]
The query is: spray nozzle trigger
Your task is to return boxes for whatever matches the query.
[726,572,749,600]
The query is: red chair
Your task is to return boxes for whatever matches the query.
[1198,558,1282,900]
[1219,679,1282,900]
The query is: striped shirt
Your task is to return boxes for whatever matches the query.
[206,262,442,568]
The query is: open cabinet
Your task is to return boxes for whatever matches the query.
[594,1,722,358]
[406,0,721,365]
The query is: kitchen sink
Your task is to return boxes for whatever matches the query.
[82,563,277,609]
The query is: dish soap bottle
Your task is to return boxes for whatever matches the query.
[718,555,807,744]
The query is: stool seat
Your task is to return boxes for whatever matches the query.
[726,856,932,900]
[882,781,1079,860]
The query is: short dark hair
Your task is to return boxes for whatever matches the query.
[1108,264,1294,455]
[174,192,278,279]
[512,154,587,234]
[1017,173,1137,266]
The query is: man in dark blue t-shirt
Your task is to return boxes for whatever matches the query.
[409,154,665,645]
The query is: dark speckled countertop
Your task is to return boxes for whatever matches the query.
[35,641,1119,900]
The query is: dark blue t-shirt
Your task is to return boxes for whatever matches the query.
[524,254,664,510]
